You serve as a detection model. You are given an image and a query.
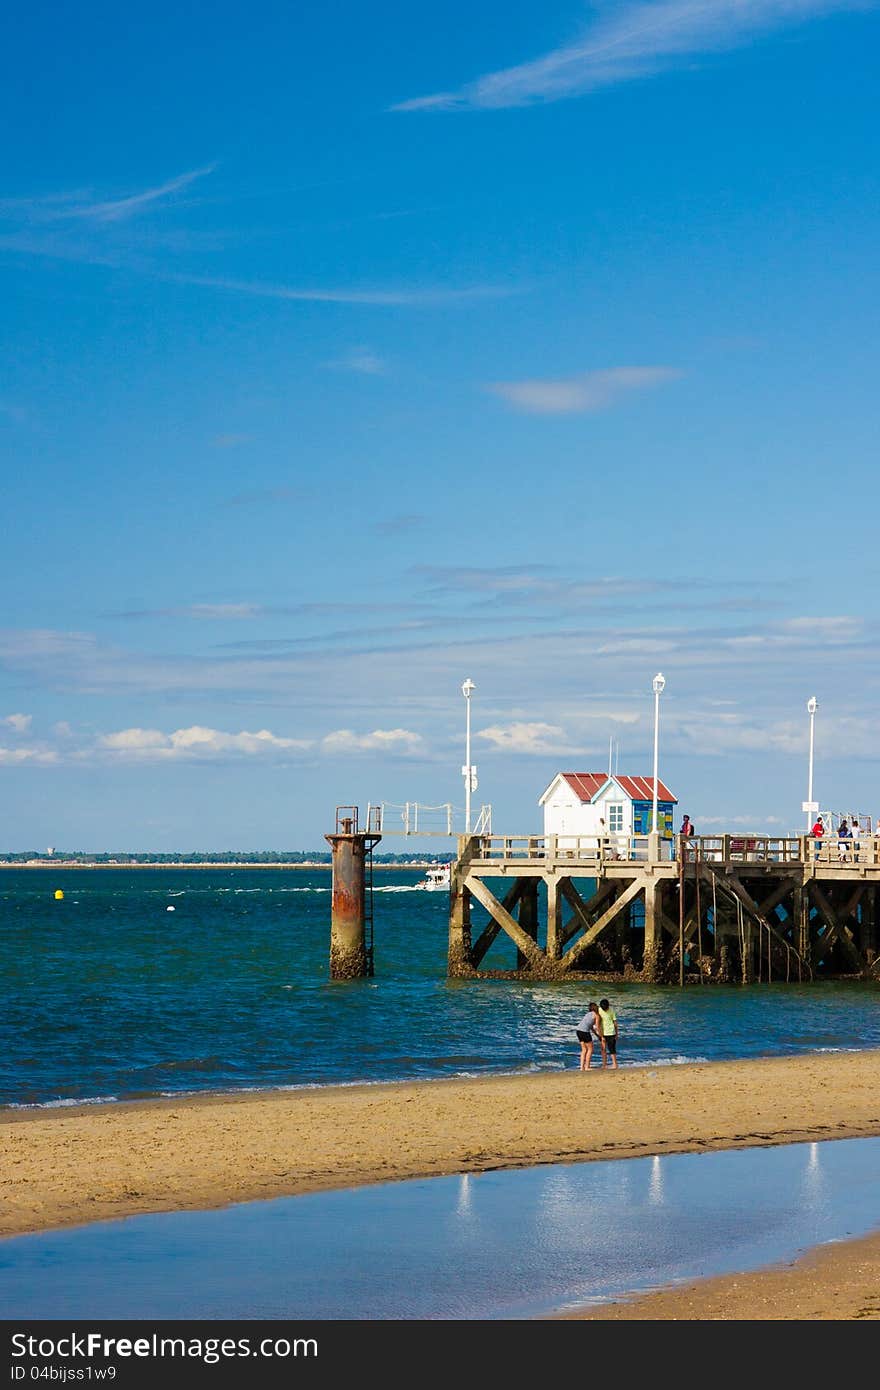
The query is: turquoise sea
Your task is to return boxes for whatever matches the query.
[3,867,879,1108]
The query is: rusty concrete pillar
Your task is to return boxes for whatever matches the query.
[325,810,380,980]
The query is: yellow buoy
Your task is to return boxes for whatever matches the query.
[54,889,64,900]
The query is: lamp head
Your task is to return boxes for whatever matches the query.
[652,672,666,696]
[807,696,817,715]
[462,678,476,699]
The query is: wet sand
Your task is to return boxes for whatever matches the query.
[4,1051,880,1318]
[564,1226,880,1320]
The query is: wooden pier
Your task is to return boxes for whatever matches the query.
[448,833,880,983]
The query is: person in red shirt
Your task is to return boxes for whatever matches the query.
[810,815,824,861]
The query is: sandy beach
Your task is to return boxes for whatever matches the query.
[4,1051,880,1318]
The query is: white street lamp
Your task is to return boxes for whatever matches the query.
[461,678,477,833]
[652,672,666,836]
[806,696,818,830]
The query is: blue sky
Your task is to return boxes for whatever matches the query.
[2,1,879,849]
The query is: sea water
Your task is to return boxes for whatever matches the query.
[3,1138,880,1319]
[2,867,879,1108]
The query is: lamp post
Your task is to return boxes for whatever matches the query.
[806,696,818,831]
[652,672,666,836]
[461,679,476,833]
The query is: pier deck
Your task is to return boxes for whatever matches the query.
[448,834,880,984]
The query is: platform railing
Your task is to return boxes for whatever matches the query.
[681,834,880,865]
[468,833,673,864]
[804,835,880,866]
[466,832,880,868]
[681,835,802,864]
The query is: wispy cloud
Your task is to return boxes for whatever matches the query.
[326,346,387,374]
[168,271,510,307]
[222,486,310,509]
[487,366,682,414]
[414,564,555,594]
[393,0,870,110]
[0,166,216,225]
[699,814,785,825]
[211,433,252,449]
[1,169,509,309]
[373,513,427,536]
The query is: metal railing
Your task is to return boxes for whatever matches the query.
[369,802,492,836]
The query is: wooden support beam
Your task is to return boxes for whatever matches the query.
[546,876,562,961]
[810,882,865,972]
[724,875,809,969]
[517,880,539,971]
[642,876,664,981]
[465,876,547,971]
[448,838,475,977]
[470,879,526,968]
[560,878,644,972]
[756,877,799,920]
[560,878,617,947]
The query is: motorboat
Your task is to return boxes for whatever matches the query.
[416,863,451,891]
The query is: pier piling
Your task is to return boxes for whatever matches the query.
[447,832,880,985]
[325,806,381,980]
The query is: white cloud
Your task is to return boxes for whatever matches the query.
[477,721,569,754]
[0,745,56,765]
[2,712,32,733]
[487,367,681,415]
[99,726,313,760]
[321,728,423,754]
[393,0,869,110]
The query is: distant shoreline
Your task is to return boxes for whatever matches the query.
[0,861,437,870]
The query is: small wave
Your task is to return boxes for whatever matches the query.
[374,885,435,894]
[277,887,330,893]
[7,1095,120,1110]
[627,1055,711,1068]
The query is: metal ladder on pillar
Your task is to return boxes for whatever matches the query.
[364,839,375,977]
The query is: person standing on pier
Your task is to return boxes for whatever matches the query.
[680,814,695,838]
[850,818,862,862]
[838,818,852,863]
[597,998,619,1070]
[575,1002,602,1071]
[810,815,824,861]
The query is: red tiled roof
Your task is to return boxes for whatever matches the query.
[561,773,677,804]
